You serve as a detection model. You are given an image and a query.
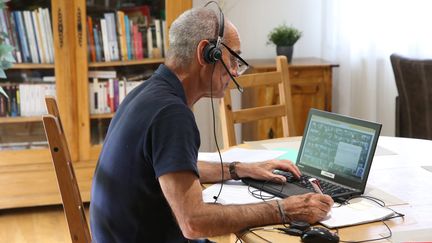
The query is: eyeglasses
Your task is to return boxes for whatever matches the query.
[221,43,250,76]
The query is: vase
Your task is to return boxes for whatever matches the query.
[276,46,294,63]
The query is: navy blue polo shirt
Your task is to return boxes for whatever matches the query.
[90,65,201,243]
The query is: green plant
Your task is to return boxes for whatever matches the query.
[0,0,15,79]
[267,23,302,47]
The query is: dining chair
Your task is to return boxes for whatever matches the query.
[390,54,432,139]
[42,97,91,243]
[220,55,296,148]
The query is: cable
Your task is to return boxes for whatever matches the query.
[246,228,273,243]
[208,63,225,204]
[247,177,285,201]
[336,195,405,243]
[338,220,392,243]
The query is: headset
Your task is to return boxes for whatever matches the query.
[203,1,224,64]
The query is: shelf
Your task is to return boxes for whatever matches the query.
[90,113,114,119]
[88,58,164,68]
[10,63,55,69]
[0,116,42,124]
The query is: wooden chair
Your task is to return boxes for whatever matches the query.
[45,96,64,132]
[42,98,91,243]
[220,56,296,148]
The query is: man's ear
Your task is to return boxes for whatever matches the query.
[196,40,210,66]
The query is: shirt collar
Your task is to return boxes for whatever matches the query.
[154,64,187,105]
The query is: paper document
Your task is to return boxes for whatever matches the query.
[202,181,279,204]
[320,200,395,228]
[198,148,286,163]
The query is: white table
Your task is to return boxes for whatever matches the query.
[239,136,432,242]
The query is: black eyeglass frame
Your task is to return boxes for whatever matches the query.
[221,42,250,71]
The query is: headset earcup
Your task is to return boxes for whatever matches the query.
[203,42,221,64]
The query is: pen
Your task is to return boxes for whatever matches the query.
[308,178,323,194]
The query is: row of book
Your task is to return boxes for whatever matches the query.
[0,7,54,64]
[88,71,144,114]
[87,7,166,62]
[0,83,56,117]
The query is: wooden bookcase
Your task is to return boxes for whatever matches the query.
[0,0,191,209]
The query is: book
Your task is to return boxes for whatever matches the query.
[32,10,46,63]
[100,18,110,62]
[104,13,119,61]
[13,11,31,63]
[87,16,96,62]
[320,200,395,228]
[88,70,117,79]
[124,15,132,60]
[116,10,128,61]
[146,26,153,58]
[2,8,22,63]
[23,10,40,63]
[93,24,102,62]
[41,8,54,63]
[154,19,163,57]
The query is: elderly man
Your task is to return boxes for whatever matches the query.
[90,6,333,243]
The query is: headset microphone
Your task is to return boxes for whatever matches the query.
[203,1,243,93]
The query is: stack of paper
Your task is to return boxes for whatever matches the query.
[320,200,395,228]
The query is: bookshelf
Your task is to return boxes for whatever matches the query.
[0,0,192,209]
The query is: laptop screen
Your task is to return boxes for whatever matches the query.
[297,109,382,191]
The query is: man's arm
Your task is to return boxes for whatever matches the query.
[197,159,301,184]
[159,171,333,239]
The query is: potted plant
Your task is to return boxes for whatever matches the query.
[267,23,302,63]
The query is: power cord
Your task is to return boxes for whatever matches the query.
[336,195,405,243]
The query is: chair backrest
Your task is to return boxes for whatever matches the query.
[45,96,63,131]
[220,56,296,147]
[390,54,432,139]
[42,110,91,242]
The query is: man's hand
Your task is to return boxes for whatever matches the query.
[236,159,301,182]
[281,193,334,224]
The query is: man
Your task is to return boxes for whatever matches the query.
[90,6,333,242]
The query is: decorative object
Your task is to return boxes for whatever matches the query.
[267,23,302,63]
[0,0,15,80]
[0,0,15,99]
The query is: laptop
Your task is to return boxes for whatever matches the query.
[242,109,382,200]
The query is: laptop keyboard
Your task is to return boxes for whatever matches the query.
[278,171,352,196]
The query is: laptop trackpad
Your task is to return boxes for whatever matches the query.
[279,183,313,197]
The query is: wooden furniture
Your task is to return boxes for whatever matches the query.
[0,0,192,209]
[220,56,296,148]
[43,114,91,243]
[239,136,432,242]
[0,137,431,242]
[243,58,338,140]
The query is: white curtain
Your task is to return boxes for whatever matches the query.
[321,0,432,135]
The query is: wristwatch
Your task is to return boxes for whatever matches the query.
[229,162,240,180]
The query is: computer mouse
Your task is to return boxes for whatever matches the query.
[301,227,339,243]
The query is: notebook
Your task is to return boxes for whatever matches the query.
[242,109,382,200]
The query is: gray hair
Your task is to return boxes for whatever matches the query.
[166,8,220,68]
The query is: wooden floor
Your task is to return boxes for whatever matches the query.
[0,205,77,243]
[0,204,235,243]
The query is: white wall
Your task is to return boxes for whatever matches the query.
[193,0,324,151]
[193,0,323,59]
